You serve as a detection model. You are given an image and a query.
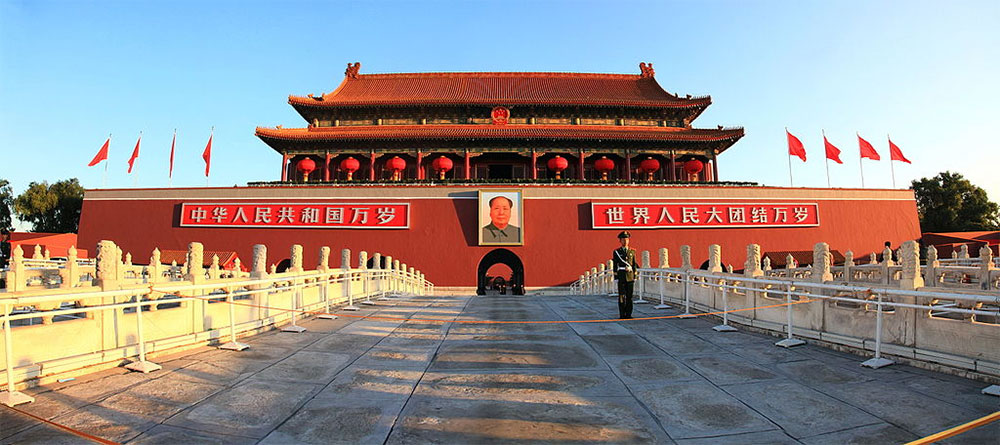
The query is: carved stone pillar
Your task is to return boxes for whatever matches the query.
[64,245,80,288]
[980,245,996,291]
[843,250,854,282]
[680,245,692,270]
[372,253,382,270]
[899,240,924,290]
[359,251,368,271]
[707,244,722,273]
[641,250,650,269]
[958,244,969,259]
[658,247,669,268]
[185,242,204,284]
[95,240,119,290]
[289,244,303,273]
[209,255,220,280]
[744,244,763,277]
[812,242,833,282]
[318,246,330,271]
[251,244,268,280]
[924,246,938,287]
[341,249,352,270]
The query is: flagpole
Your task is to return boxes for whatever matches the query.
[133,131,141,188]
[168,128,176,188]
[103,133,111,188]
[785,127,793,187]
[858,132,865,188]
[823,129,830,188]
[206,127,213,187]
[888,134,896,188]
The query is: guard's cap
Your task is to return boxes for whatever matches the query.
[617,231,631,239]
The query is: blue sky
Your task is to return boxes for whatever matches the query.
[2,0,998,221]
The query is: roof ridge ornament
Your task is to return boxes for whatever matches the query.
[345,62,361,79]
[639,62,655,78]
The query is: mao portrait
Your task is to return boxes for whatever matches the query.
[479,190,523,246]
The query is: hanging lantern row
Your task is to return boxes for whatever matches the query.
[432,156,453,179]
[546,155,568,179]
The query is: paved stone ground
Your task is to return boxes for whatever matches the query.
[2,293,998,444]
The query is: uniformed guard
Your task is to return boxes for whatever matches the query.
[612,231,639,319]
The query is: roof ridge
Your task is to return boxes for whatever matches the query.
[354,71,644,80]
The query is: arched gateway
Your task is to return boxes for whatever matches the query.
[477,249,524,295]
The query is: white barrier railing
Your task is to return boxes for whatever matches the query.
[573,263,1000,394]
[1,243,434,407]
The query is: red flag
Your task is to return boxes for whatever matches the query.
[88,137,110,167]
[127,134,141,174]
[169,131,176,178]
[823,136,843,164]
[202,132,213,177]
[888,137,911,164]
[786,130,806,162]
[858,134,880,160]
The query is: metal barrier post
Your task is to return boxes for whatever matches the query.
[655,271,670,309]
[713,279,738,332]
[344,270,360,311]
[862,292,893,368]
[125,295,163,373]
[635,271,648,304]
[220,287,250,350]
[775,282,805,348]
[281,284,307,333]
[682,270,691,315]
[1,304,34,406]
[317,273,337,319]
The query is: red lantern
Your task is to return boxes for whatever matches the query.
[639,157,660,180]
[594,156,615,180]
[684,159,704,175]
[386,156,406,181]
[339,156,359,180]
[432,156,453,179]
[296,158,316,181]
[547,155,568,179]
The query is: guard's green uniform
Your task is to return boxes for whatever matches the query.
[612,245,639,319]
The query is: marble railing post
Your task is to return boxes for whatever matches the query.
[958,244,969,259]
[786,254,796,270]
[7,245,25,291]
[658,248,669,268]
[813,242,833,283]
[899,240,924,290]
[148,248,162,284]
[980,245,996,291]
[32,245,43,260]
[209,255,220,280]
[708,245,722,273]
[185,242,204,284]
[843,250,854,282]
[744,244,763,277]
[317,246,330,272]
[598,263,607,294]
[641,250,650,269]
[95,240,120,291]
[289,244,303,273]
[925,246,939,288]
[62,245,81,288]
[359,251,369,298]
[680,245,692,270]
[251,244,268,280]
[762,256,772,271]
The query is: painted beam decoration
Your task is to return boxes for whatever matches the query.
[591,202,819,229]
[179,203,409,228]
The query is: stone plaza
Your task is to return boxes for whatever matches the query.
[2,291,997,444]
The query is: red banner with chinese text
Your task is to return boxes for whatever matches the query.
[591,203,819,229]
[179,203,409,228]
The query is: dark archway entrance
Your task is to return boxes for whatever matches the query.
[477,248,524,295]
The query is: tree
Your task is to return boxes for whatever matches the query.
[13,178,85,233]
[912,171,1000,232]
[1,179,13,266]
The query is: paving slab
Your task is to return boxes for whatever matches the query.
[604,355,702,386]
[129,424,258,444]
[635,330,727,356]
[352,344,438,369]
[723,380,882,439]
[164,377,320,438]
[315,365,424,400]
[775,359,873,386]
[260,394,408,444]
[386,395,673,444]
[581,334,662,356]
[631,381,779,439]
[7,404,157,444]
[798,422,919,444]
[253,350,353,383]
[97,377,223,419]
[430,339,605,370]
[684,354,780,385]
[675,429,800,444]
[303,332,382,354]
[413,370,627,403]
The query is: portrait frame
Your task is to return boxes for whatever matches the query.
[478,189,523,246]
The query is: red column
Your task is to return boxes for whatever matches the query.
[531,151,538,180]
[281,154,289,181]
[625,152,632,181]
[369,151,376,181]
[669,152,676,181]
[578,150,585,180]
[712,156,719,182]
[324,152,331,181]
[417,151,424,180]
[464,151,471,180]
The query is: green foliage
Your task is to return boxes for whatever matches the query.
[13,178,85,233]
[0,179,12,266]
[912,171,1000,232]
